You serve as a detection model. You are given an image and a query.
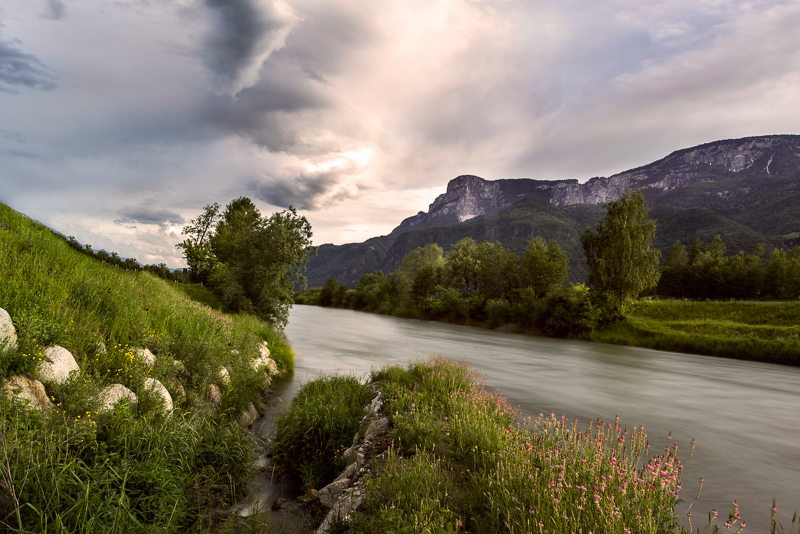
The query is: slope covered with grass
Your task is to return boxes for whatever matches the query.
[0,201,293,533]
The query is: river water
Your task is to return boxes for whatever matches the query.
[283,304,800,532]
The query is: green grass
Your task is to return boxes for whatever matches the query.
[0,202,295,532]
[342,356,714,534]
[592,300,800,365]
[270,374,374,489]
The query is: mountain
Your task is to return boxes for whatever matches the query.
[306,135,800,287]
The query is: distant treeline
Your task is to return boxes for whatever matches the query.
[298,193,800,336]
[60,234,187,282]
[658,236,800,300]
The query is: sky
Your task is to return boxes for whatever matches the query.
[1,0,799,267]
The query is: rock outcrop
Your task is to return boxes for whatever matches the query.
[39,345,80,385]
[135,347,156,367]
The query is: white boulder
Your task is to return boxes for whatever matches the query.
[97,384,138,411]
[2,375,54,411]
[134,348,156,367]
[219,366,231,385]
[39,345,80,385]
[0,308,17,351]
[144,377,173,412]
[259,342,270,359]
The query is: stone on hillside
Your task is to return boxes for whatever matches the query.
[219,366,231,385]
[172,359,186,374]
[2,375,54,411]
[364,417,390,442]
[209,383,222,407]
[144,377,173,412]
[238,402,258,427]
[39,345,80,385]
[252,353,278,375]
[259,342,270,359]
[134,347,156,367]
[0,308,17,351]
[97,384,138,412]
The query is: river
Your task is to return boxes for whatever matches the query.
[282,304,800,532]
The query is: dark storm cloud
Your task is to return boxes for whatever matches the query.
[115,205,185,231]
[42,0,66,21]
[0,38,57,92]
[203,0,296,95]
[254,168,354,210]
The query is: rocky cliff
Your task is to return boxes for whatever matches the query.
[394,135,800,232]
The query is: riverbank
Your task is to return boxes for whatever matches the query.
[591,300,800,366]
[0,202,294,533]
[271,356,738,534]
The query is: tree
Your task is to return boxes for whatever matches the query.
[444,238,479,293]
[176,203,220,283]
[581,190,660,313]
[225,206,314,327]
[521,237,569,297]
[210,197,261,265]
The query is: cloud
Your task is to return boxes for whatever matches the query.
[254,166,359,210]
[0,37,57,92]
[203,0,298,96]
[115,204,185,231]
[41,0,66,21]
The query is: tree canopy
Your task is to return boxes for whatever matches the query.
[178,198,314,327]
[581,190,660,313]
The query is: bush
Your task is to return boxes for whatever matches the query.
[270,375,374,488]
[537,284,601,337]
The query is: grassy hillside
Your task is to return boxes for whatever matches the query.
[0,201,293,533]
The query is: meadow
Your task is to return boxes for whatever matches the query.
[594,300,800,366]
[0,202,293,533]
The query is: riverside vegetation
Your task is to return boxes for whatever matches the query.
[271,356,791,533]
[0,201,296,533]
[297,192,800,366]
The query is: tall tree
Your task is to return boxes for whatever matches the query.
[581,190,660,313]
[176,202,220,283]
[211,197,262,265]
[521,237,569,297]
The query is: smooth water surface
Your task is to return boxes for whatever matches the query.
[284,305,800,531]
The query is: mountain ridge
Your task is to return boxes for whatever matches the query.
[306,134,800,287]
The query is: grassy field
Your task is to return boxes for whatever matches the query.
[593,300,800,366]
[0,202,293,533]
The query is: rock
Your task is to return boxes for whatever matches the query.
[0,308,17,351]
[343,444,359,464]
[334,462,357,483]
[172,359,186,374]
[168,378,185,400]
[364,417,390,442]
[366,393,383,415]
[259,342,270,359]
[134,348,156,367]
[317,478,350,508]
[316,483,366,534]
[208,383,222,406]
[2,375,54,411]
[144,377,172,412]
[219,366,230,385]
[238,402,258,427]
[39,345,79,385]
[96,384,138,411]
[252,352,278,375]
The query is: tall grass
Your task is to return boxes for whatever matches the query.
[347,356,728,534]
[270,375,374,489]
[0,202,295,532]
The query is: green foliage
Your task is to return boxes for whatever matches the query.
[521,237,569,297]
[537,284,601,337]
[0,200,295,531]
[582,190,661,313]
[348,356,690,534]
[178,200,315,327]
[270,375,374,488]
